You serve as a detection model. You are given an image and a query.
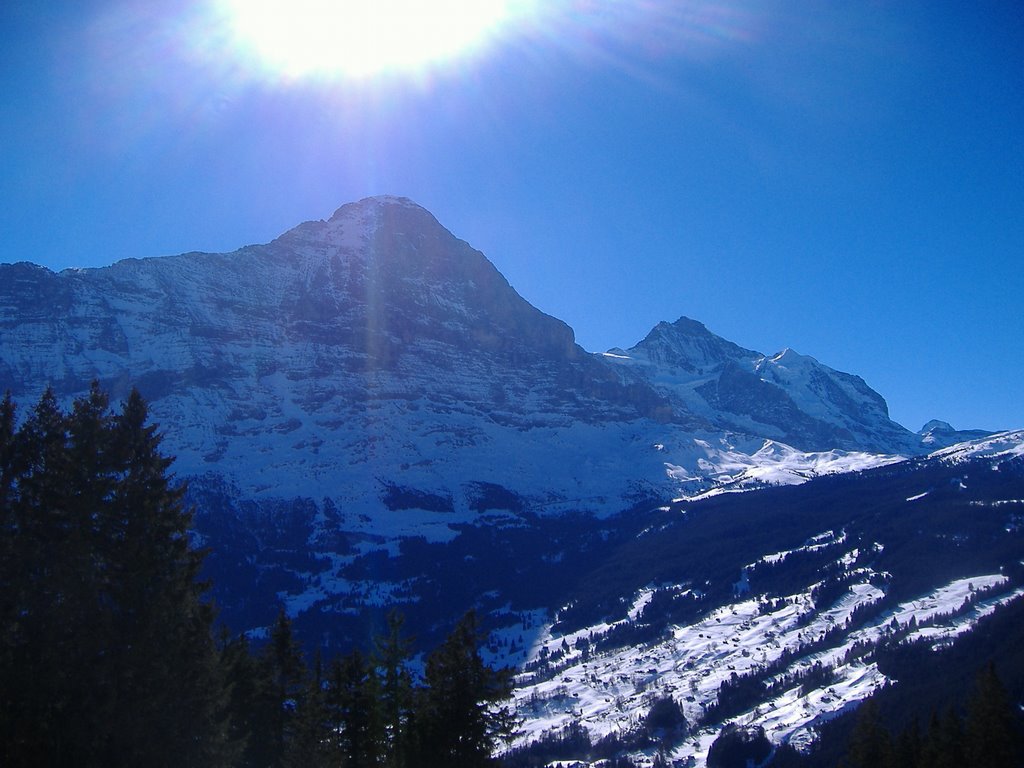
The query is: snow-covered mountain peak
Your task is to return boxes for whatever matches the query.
[0,198,671,533]
[920,419,955,433]
[602,317,915,454]
[918,419,998,450]
[662,315,715,337]
[330,194,424,216]
[322,194,440,234]
[667,438,905,499]
[624,316,757,375]
[766,347,813,367]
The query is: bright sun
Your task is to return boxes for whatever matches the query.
[219,0,523,79]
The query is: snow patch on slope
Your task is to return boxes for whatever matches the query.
[929,430,1024,463]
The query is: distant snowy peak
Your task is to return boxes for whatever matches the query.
[753,345,893,428]
[604,316,916,454]
[620,316,758,373]
[673,429,1024,501]
[918,419,997,449]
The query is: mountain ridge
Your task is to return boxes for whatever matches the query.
[0,196,1001,526]
[602,314,919,455]
[0,195,1005,641]
[1,196,999,444]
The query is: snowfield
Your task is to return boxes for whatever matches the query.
[665,439,905,501]
[930,430,1024,463]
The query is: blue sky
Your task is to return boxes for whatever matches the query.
[1,1,1022,432]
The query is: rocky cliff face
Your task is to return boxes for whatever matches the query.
[1,198,678,518]
[0,195,936,637]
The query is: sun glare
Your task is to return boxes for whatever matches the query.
[219,0,522,79]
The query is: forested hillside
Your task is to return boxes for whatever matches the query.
[771,595,1024,768]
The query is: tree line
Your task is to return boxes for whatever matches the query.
[843,666,1018,768]
[0,385,515,767]
[769,662,1022,768]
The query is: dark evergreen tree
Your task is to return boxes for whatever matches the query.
[706,724,771,768]
[920,707,964,768]
[644,695,688,740]
[1,389,78,764]
[845,698,894,768]
[0,392,14,705]
[766,741,804,767]
[285,651,333,768]
[0,386,232,767]
[893,716,921,768]
[221,632,264,767]
[259,609,308,766]
[103,389,232,766]
[327,648,385,766]
[414,611,517,768]
[965,662,1019,768]
[374,610,415,767]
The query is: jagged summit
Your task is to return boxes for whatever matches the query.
[267,192,582,363]
[623,316,758,374]
[769,347,810,365]
[330,194,425,216]
[659,315,715,335]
